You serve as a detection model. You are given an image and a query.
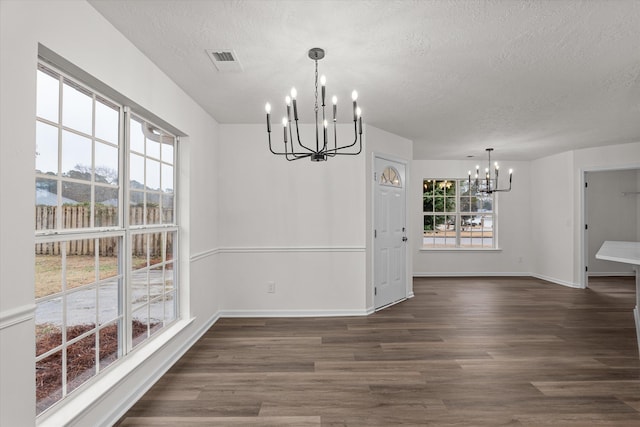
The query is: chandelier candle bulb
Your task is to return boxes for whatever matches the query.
[291,87,298,120]
[352,90,358,121]
[332,96,337,121]
[285,96,291,121]
[282,118,288,143]
[356,107,362,134]
[265,103,271,132]
[323,119,328,142]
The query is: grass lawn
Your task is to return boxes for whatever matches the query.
[35,254,163,298]
[35,255,117,298]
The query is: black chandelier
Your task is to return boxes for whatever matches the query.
[265,48,363,162]
[468,148,513,194]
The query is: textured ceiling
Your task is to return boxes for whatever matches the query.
[89,0,640,160]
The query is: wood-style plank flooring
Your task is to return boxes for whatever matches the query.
[116,276,640,426]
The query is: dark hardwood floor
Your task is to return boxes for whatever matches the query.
[116,276,640,426]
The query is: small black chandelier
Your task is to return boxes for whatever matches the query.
[265,48,363,162]
[468,148,513,194]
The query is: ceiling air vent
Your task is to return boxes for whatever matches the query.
[206,49,243,72]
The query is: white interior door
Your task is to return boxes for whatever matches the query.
[374,157,407,309]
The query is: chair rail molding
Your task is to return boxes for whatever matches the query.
[0,304,36,330]
[218,246,366,254]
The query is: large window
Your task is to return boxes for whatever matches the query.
[422,179,495,249]
[34,63,178,415]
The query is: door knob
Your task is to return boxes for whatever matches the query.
[402,236,408,242]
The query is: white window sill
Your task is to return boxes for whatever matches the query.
[37,317,195,427]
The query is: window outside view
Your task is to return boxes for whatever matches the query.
[34,63,178,415]
[423,179,495,249]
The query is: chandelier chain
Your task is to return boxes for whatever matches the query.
[314,60,319,113]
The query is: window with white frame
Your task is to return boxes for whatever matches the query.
[422,179,495,249]
[34,63,178,415]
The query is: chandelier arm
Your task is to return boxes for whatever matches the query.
[322,121,339,157]
[267,131,289,156]
[323,121,361,154]
[322,135,362,156]
[285,147,313,161]
[285,120,313,159]
[492,180,512,193]
[267,128,311,159]
[286,152,313,161]
[284,135,313,161]
[291,118,317,154]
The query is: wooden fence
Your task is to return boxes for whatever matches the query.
[35,206,173,257]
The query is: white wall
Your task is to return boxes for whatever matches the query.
[0,1,219,426]
[365,125,413,308]
[412,160,532,276]
[586,169,638,275]
[216,124,368,314]
[530,151,576,286]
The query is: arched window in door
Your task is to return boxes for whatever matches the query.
[380,166,402,187]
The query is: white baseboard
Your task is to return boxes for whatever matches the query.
[531,273,583,289]
[220,308,371,318]
[413,272,531,277]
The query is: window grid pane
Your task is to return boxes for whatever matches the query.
[36,64,121,233]
[128,115,176,228]
[423,178,495,249]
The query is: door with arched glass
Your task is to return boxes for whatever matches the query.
[374,156,408,309]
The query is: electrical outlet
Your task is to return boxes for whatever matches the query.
[267,281,276,293]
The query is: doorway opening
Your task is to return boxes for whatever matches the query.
[582,167,640,288]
